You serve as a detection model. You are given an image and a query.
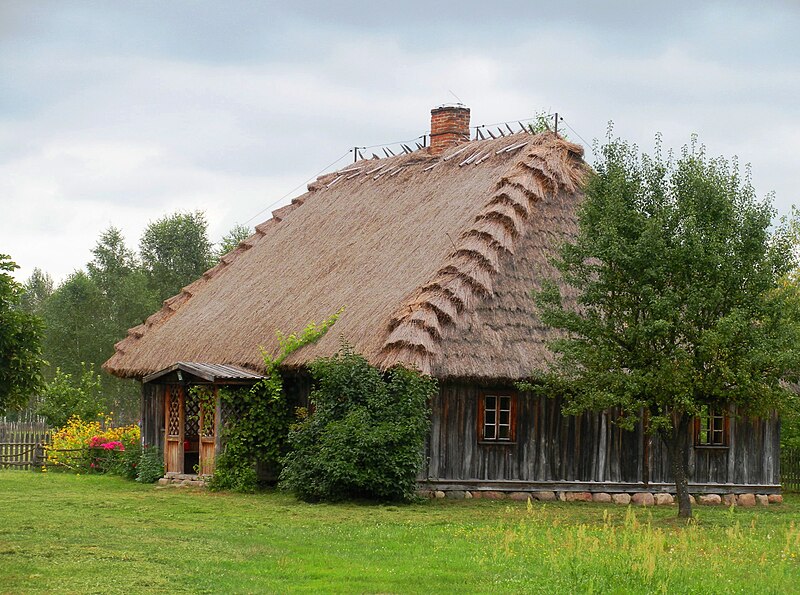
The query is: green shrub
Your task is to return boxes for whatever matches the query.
[36,365,104,429]
[105,440,141,479]
[212,312,341,493]
[208,449,258,493]
[135,445,164,483]
[280,345,436,502]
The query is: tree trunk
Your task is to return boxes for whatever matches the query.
[662,412,693,518]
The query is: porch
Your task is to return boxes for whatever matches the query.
[141,362,263,478]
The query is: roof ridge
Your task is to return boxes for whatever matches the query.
[377,133,588,374]
[102,193,311,374]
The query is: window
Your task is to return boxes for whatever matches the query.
[695,409,729,447]
[478,393,516,442]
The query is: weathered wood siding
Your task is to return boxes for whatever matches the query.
[426,383,780,488]
[140,382,165,452]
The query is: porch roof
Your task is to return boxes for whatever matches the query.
[142,362,264,384]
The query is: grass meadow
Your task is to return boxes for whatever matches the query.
[0,471,798,593]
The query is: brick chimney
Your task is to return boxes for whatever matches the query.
[429,105,470,156]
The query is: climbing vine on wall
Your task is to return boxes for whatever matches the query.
[209,309,342,492]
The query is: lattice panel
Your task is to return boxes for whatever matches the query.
[201,404,216,439]
[185,397,200,438]
[168,393,181,436]
[221,399,245,429]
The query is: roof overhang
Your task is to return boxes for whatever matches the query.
[143,362,264,384]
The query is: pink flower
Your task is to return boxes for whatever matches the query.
[100,441,124,451]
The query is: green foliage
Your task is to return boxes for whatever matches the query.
[20,268,53,314]
[208,445,258,493]
[105,440,142,479]
[140,210,214,302]
[0,255,45,414]
[40,228,158,423]
[527,110,565,136]
[40,268,142,421]
[210,311,342,493]
[136,445,164,483]
[280,344,436,502]
[41,271,113,378]
[216,223,252,260]
[88,226,157,332]
[525,129,800,515]
[530,131,799,422]
[36,365,104,428]
[187,384,216,437]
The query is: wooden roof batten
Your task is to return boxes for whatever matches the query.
[104,108,589,383]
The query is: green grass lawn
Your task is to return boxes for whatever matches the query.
[0,472,798,594]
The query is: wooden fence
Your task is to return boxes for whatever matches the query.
[0,421,50,470]
[783,447,800,493]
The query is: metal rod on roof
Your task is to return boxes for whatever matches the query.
[401,144,412,154]
[383,147,395,158]
[497,128,506,137]
[554,112,558,135]
[415,142,423,150]
[506,123,515,135]
[476,128,485,140]
[518,121,527,133]
[486,128,496,139]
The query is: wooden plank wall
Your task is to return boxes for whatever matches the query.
[427,383,779,486]
[141,382,165,452]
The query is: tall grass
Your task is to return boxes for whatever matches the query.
[471,499,800,593]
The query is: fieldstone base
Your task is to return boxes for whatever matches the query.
[156,473,208,488]
[631,492,655,506]
[612,493,631,505]
[417,487,781,506]
[654,493,674,506]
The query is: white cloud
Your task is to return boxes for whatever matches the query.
[1,3,798,284]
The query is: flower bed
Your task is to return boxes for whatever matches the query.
[47,415,140,476]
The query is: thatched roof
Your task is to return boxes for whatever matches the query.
[104,130,588,382]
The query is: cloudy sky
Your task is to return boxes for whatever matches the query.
[2,1,798,284]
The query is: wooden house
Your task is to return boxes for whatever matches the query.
[104,106,780,495]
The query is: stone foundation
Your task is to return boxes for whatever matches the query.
[157,473,208,488]
[418,488,781,506]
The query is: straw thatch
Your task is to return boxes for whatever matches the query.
[104,131,588,381]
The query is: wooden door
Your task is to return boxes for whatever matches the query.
[198,387,217,476]
[164,385,184,474]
